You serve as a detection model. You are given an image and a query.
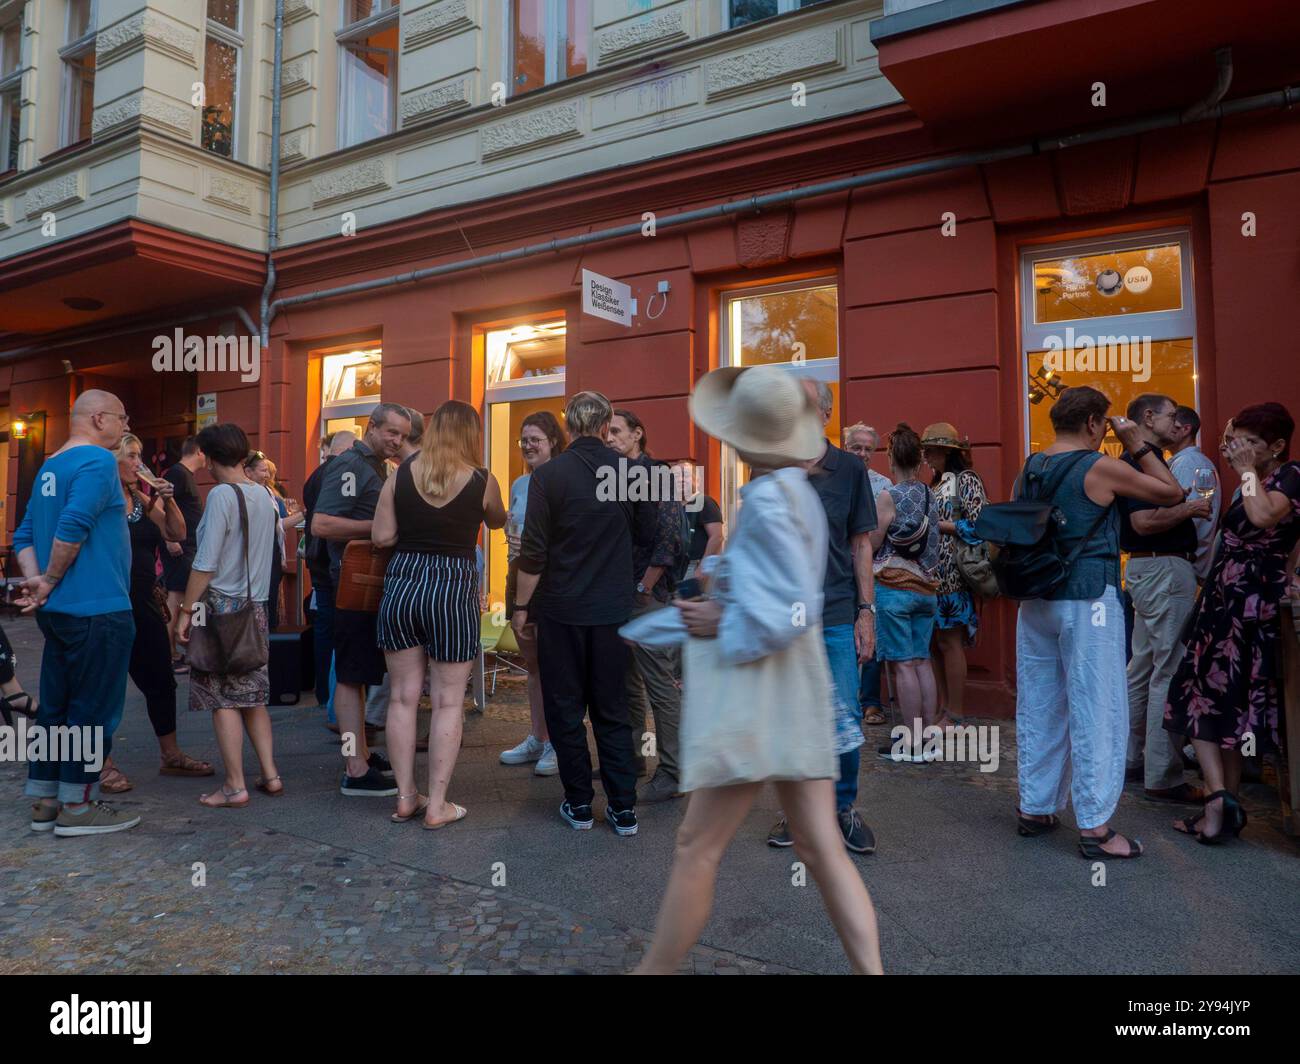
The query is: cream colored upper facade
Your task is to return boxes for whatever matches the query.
[0,0,897,261]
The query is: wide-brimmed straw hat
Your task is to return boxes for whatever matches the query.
[690,365,824,466]
[920,422,971,452]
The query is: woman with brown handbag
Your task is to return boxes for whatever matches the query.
[176,423,281,808]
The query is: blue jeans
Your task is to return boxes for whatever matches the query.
[858,655,883,709]
[311,577,335,705]
[26,610,134,804]
[824,623,862,812]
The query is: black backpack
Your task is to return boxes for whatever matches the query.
[972,450,1112,601]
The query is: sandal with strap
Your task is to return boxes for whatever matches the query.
[862,707,887,726]
[391,792,429,823]
[1173,809,1206,836]
[255,776,285,797]
[1195,790,1245,845]
[100,766,134,794]
[198,786,249,809]
[1078,828,1143,859]
[423,803,468,830]
[2,692,37,722]
[1017,811,1059,837]
[160,753,214,777]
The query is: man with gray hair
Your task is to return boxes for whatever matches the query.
[312,401,410,797]
[843,421,892,726]
[304,429,356,712]
[512,390,656,835]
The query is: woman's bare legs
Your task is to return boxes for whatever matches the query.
[634,783,763,974]
[425,659,474,825]
[934,627,967,720]
[515,622,547,742]
[385,646,428,817]
[240,705,279,790]
[199,707,248,805]
[776,778,883,974]
[1182,741,1243,837]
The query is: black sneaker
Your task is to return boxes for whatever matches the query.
[340,767,399,797]
[606,806,638,837]
[560,801,594,830]
[766,817,794,847]
[839,807,876,855]
[368,751,395,779]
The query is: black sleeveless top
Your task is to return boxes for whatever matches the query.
[394,457,486,559]
[127,494,163,605]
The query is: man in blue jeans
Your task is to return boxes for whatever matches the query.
[768,383,879,854]
[14,389,139,837]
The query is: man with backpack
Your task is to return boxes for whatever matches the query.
[989,386,1182,859]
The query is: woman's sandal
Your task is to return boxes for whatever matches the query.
[2,692,38,721]
[1077,829,1143,859]
[862,708,887,726]
[1191,790,1245,846]
[391,792,429,824]
[255,776,285,797]
[1017,811,1059,837]
[198,786,249,808]
[100,767,134,794]
[1173,809,1206,836]
[160,753,214,777]
[423,803,468,830]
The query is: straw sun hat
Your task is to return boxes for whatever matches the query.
[920,422,971,452]
[690,365,824,467]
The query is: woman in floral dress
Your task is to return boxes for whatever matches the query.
[1165,403,1300,843]
[922,423,988,726]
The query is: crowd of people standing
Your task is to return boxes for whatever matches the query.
[5,372,1299,971]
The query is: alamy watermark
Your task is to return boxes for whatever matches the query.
[152,328,261,383]
[1042,326,1151,383]
[595,458,704,511]
[0,717,105,772]
[886,717,1000,772]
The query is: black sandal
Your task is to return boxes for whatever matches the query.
[1,692,37,723]
[1195,790,1245,845]
[1017,811,1059,837]
[1078,829,1143,859]
[1173,809,1206,836]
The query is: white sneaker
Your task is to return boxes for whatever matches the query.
[534,742,558,776]
[500,734,545,765]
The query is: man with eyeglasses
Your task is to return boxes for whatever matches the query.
[14,390,140,837]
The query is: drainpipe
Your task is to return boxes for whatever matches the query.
[266,79,1297,319]
[258,0,285,454]
[1182,47,1234,123]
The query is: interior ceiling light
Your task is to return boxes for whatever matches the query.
[63,297,104,311]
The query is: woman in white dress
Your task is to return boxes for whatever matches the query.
[631,365,883,975]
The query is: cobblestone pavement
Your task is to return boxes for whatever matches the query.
[2,616,1298,975]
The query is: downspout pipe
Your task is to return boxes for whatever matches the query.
[258,0,285,453]
[267,81,1297,318]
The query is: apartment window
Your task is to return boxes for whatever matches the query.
[1,18,20,172]
[719,278,840,523]
[60,0,96,147]
[338,0,398,148]
[728,0,830,28]
[509,0,589,97]
[203,1,242,158]
[1020,230,1198,456]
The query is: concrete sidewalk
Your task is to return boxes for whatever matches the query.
[1,615,1297,974]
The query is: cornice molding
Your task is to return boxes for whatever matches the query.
[96,11,199,69]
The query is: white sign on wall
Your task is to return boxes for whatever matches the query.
[196,392,217,430]
[582,269,633,327]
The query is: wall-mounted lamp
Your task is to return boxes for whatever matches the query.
[10,419,28,440]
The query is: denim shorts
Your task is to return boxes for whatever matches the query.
[875,585,938,662]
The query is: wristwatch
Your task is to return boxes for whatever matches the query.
[512,603,529,615]
[1131,442,1157,461]
[856,602,875,616]
[636,581,647,595]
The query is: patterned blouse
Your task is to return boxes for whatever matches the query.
[934,469,988,595]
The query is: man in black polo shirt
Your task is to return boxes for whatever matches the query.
[312,403,410,798]
[303,430,355,707]
[768,381,878,855]
[512,391,656,836]
[1121,393,1212,802]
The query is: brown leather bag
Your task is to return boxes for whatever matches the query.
[336,540,393,612]
[187,485,269,674]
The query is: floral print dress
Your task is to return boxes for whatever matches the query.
[934,469,987,641]
[1164,461,1300,752]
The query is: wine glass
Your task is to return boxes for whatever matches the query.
[1192,468,1216,501]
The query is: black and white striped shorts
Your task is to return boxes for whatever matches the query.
[376,551,480,663]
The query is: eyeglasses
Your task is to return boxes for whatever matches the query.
[517,437,546,449]
[95,411,129,424]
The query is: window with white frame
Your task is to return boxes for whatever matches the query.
[320,347,383,440]
[1,17,21,172]
[509,0,589,97]
[727,0,831,28]
[1020,229,1198,457]
[337,0,399,149]
[59,0,96,147]
[718,278,840,524]
[203,0,242,158]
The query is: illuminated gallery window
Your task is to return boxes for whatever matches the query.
[720,279,840,523]
[482,318,567,607]
[321,348,382,438]
[1020,231,1197,457]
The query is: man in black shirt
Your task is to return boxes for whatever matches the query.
[1120,393,1212,801]
[162,437,204,667]
[512,391,656,836]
